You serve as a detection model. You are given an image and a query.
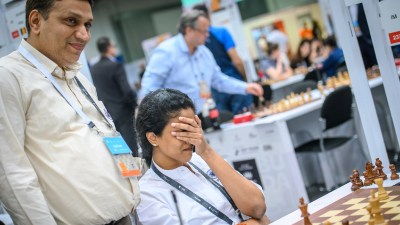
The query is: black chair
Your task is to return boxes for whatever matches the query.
[304,68,322,83]
[294,86,368,190]
[290,80,317,95]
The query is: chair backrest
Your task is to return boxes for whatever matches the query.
[290,80,317,95]
[320,85,352,130]
[304,69,321,83]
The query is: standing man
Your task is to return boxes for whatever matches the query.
[91,37,138,156]
[0,1,140,225]
[139,10,263,116]
[193,4,252,115]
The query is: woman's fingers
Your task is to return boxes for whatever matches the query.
[175,136,203,146]
[194,115,202,129]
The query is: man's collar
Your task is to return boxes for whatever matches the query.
[21,39,82,80]
[177,33,191,54]
[151,157,195,180]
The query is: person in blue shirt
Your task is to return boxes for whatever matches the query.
[319,36,345,79]
[139,10,263,117]
[193,4,252,115]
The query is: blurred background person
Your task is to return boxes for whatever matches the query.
[311,19,323,41]
[318,36,345,80]
[139,10,263,122]
[299,22,313,40]
[291,39,312,73]
[135,62,146,91]
[193,4,252,115]
[267,23,291,66]
[309,38,324,64]
[350,4,377,69]
[91,36,138,156]
[261,43,293,81]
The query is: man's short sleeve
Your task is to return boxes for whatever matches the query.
[210,27,235,51]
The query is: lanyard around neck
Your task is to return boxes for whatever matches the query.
[18,45,96,129]
[187,162,244,221]
[74,77,114,130]
[151,163,234,225]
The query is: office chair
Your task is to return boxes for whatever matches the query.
[290,80,318,95]
[294,85,368,191]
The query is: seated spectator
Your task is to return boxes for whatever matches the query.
[309,38,323,64]
[261,43,293,81]
[319,36,345,79]
[136,88,269,225]
[291,39,312,73]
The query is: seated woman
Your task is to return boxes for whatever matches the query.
[136,89,269,225]
[261,43,293,81]
[290,39,312,74]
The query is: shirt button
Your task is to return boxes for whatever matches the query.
[54,68,61,75]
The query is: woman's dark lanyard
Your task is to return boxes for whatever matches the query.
[151,162,244,225]
[18,45,114,133]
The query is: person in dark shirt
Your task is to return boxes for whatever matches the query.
[193,4,252,115]
[91,36,138,156]
[319,36,345,79]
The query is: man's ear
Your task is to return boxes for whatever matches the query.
[146,132,158,147]
[28,9,42,35]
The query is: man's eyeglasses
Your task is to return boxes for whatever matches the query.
[193,28,209,35]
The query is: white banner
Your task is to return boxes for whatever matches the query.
[379,0,400,46]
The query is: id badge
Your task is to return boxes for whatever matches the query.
[103,136,141,177]
[199,80,211,99]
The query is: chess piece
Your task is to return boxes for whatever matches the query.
[374,178,389,200]
[366,204,375,225]
[389,164,399,180]
[375,158,388,180]
[326,78,333,89]
[300,92,306,104]
[351,169,363,191]
[350,175,358,192]
[363,162,375,186]
[299,197,312,225]
[323,221,332,225]
[341,220,349,225]
[363,170,373,186]
[306,88,312,103]
[369,190,388,225]
[318,84,326,97]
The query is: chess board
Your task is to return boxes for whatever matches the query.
[293,186,400,225]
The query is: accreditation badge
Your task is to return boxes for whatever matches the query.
[103,136,141,177]
[198,80,211,99]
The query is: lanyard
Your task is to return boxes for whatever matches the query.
[151,163,234,225]
[18,45,96,129]
[187,162,244,221]
[74,77,115,130]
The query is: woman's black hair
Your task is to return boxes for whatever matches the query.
[296,39,311,58]
[135,88,195,166]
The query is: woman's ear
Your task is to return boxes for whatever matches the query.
[146,132,158,147]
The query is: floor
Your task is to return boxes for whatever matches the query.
[307,150,400,202]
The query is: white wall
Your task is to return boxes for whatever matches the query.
[86,0,180,61]
[152,7,182,35]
